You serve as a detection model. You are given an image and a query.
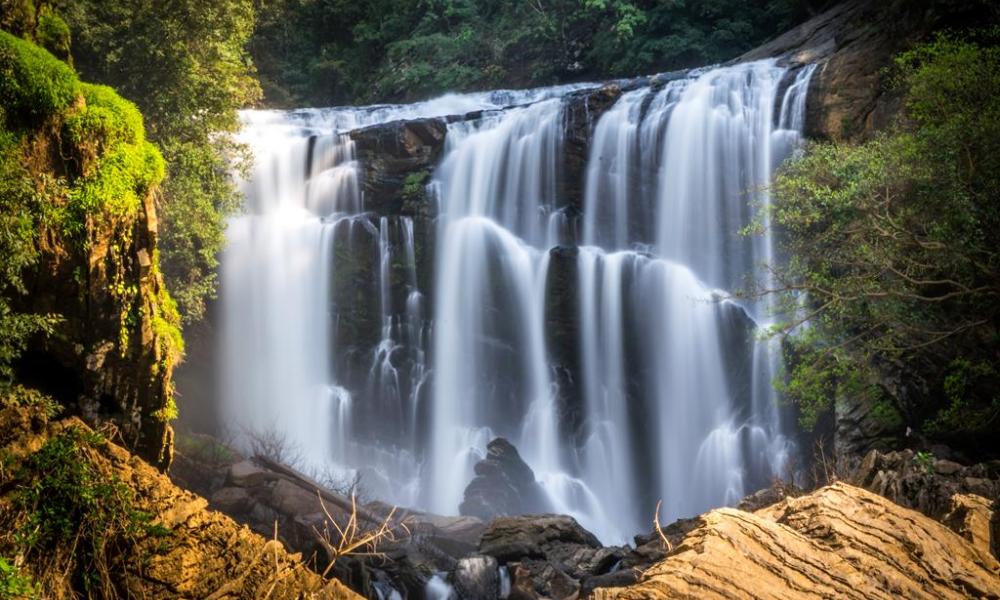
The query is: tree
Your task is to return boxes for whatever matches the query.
[762,33,1000,451]
[54,0,261,323]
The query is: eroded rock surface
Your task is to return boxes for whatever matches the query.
[593,482,1000,600]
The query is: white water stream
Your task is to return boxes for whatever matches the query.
[217,61,815,544]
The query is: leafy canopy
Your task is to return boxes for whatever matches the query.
[251,0,819,106]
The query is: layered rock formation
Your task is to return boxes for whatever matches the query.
[594,482,1000,600]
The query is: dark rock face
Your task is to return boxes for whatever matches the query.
[460,438,553,522]
[350,118,448,217]
[849,448,1000,521]
[16,167,178,469]
[478,514,629,600]
[561,84,623,214]
[543,247,583,444]
[478,514,602,565]
[833,389,906,467]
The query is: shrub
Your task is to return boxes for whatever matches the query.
[0,556,38,599]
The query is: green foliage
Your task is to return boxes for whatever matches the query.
[156,140,243,323]
[0,30,78,123]
[0,127,58,385]
[765,34,1000,444]
[913,450,935,475]
[64,83,145,154]
[0,556,38,600]
[0,384,61,419]
[251,0,820,106]
[10,427,170,592]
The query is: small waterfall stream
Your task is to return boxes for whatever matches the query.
[216,60,815,544]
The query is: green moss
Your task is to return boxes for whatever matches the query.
[401,170,429,200]
[64,83,146,158]
[0,30,78,124]
[152,257,184,364]
[151,396,178,423]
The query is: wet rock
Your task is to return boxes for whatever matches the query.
[508,564,539,600]
[453,555,499,600]
[350,118,447,217]
[507,560,579,600]
[459,438,551,521]
[580,569,640,598]
[561,84,623,212]
[479,514,601,565]
[544,247,583,440]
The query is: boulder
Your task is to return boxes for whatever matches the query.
[227,459,273,487]
[477,513,625,595]
[210,486,254,514]
[593,482,1000,600]
[459,438,552,521]
[479,514,601,564]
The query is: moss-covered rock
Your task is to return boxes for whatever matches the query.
[0,33,181,469]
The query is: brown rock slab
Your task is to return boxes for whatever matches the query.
[593,482,1000,600]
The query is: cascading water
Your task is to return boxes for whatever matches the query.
[215,60,814,545]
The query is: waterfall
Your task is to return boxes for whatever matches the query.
[215,60,814,544]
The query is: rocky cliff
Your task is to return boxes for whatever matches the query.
[742,0,996,141]
[0,32,182,469]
